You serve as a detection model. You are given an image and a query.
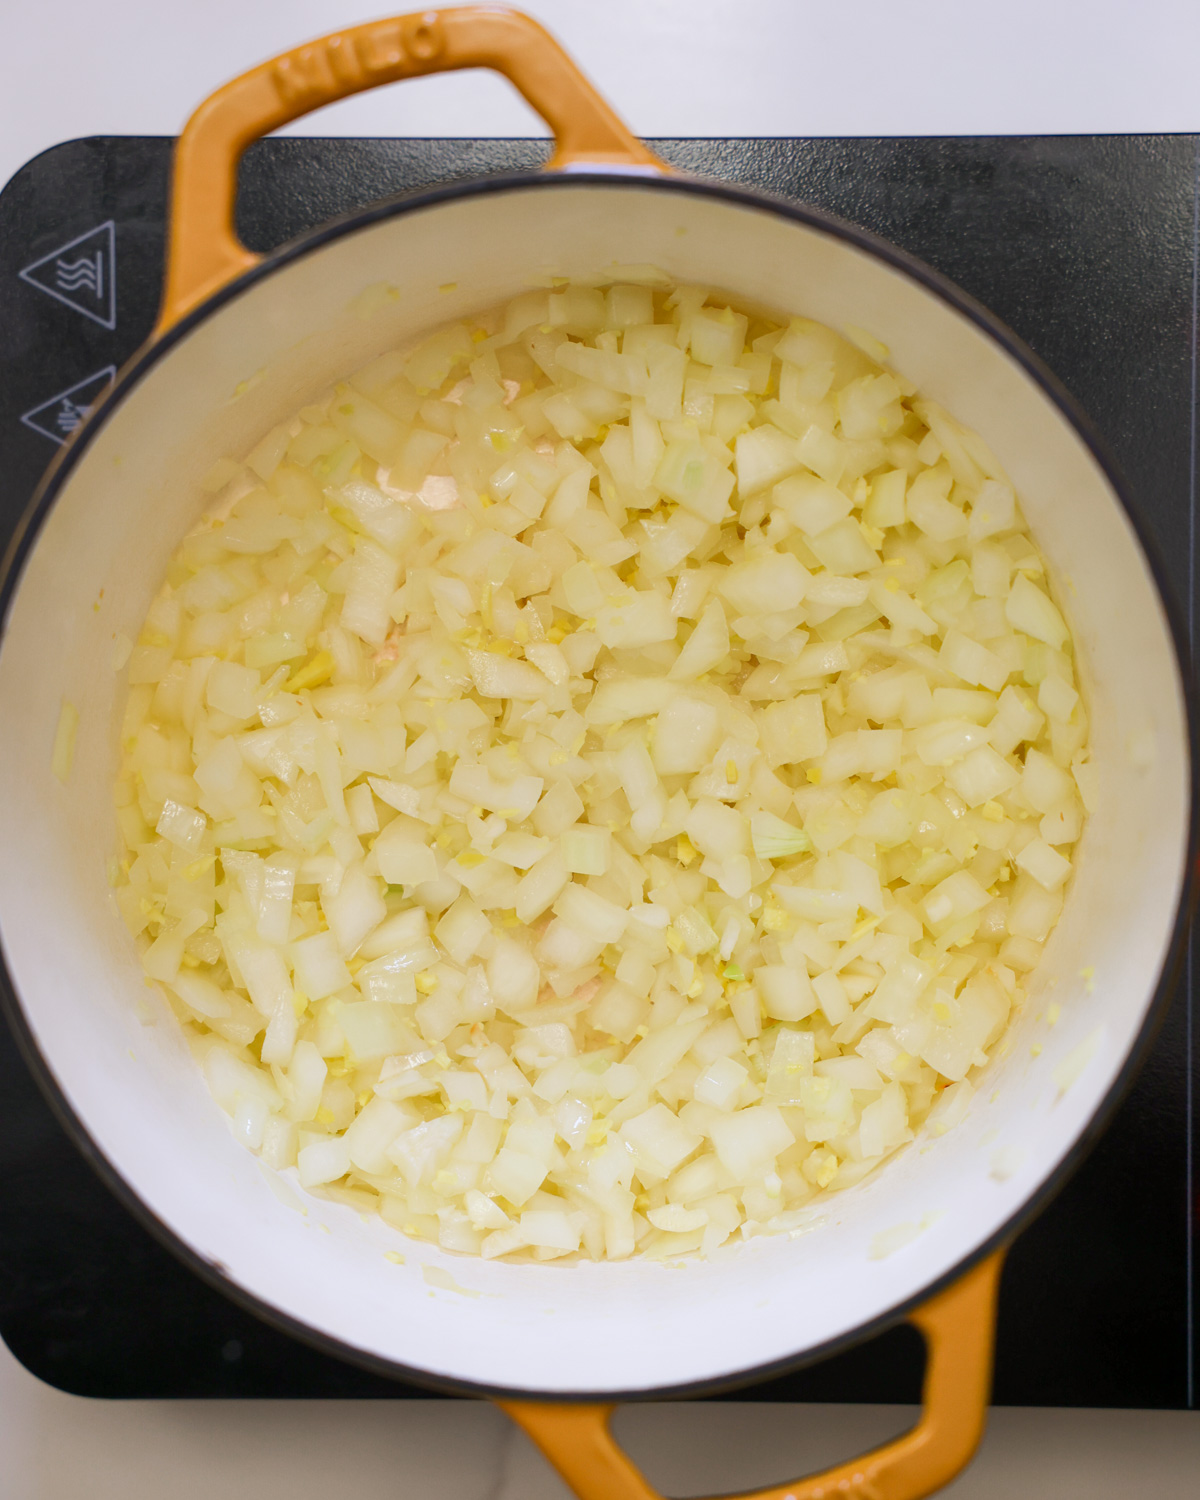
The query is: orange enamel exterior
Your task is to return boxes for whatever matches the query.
[502,1250,1006,1500]
[157,6,666,332]
[151,12,1006,1496]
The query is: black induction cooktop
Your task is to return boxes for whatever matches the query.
[0,135,1195,1407]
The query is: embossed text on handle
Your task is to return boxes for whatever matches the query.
[271,15,444,108]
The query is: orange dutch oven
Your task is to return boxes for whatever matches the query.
[0,10,1191,1499]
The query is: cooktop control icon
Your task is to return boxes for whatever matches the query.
[20,366,117,445]
[18,220,117,329]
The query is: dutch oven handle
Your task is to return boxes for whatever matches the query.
[503,1251,1005,1500]
[157,5,668,332]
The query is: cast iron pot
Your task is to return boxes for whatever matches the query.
[0,10,1191,1498]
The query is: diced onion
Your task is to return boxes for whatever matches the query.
[113,274,1088,1265]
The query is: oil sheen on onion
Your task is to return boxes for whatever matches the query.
[111,275,1089,1263]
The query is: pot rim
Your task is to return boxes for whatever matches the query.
[0,165,1194,1403]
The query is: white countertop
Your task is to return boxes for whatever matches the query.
[0,1342,1198,1499]
[1,1,1198,1494]
[7,0,1200,191]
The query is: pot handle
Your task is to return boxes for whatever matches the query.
[500,1249,1005,1500]
[158,6,666,332]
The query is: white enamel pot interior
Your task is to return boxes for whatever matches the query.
[0,176,1191,1399]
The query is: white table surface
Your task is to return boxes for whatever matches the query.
[1,1,1198,1495]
